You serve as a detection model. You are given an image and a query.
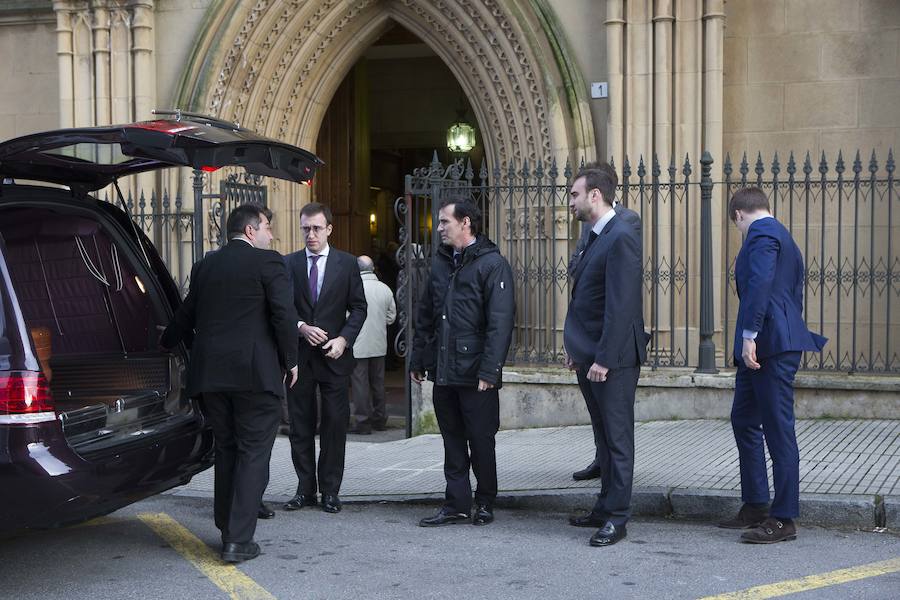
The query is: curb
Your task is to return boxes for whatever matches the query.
[224,487,892,530]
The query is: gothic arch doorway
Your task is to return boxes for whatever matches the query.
[175,0,594,249]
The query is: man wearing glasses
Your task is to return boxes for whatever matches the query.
[283,203,367,515]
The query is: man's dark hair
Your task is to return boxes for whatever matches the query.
[440,199,482,237]
[226,204,273,240]
[575,162,618,207]
[728,187,770,222]
[300,202,333,225]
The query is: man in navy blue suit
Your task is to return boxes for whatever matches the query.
[563,163,648,547]
[719,187,827,544]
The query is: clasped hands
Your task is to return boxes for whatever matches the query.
[299,323,347,360]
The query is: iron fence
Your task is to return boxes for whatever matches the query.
[104,188,195,295]
[397,149,899,374]
[99,169,269,295]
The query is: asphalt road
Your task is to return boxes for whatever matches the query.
[1,495,898,600]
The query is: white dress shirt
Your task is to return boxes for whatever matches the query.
[306,243,330,298]
[298,243,330,331]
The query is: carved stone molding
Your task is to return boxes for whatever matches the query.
[185,0,591,170]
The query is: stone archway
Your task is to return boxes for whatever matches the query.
[175,0,595,248]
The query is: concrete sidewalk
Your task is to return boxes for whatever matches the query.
[168,419,900,530]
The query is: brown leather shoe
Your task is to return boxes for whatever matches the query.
[717,504,769,529]
[740,517,797,544]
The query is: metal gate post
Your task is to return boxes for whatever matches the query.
[192,168,204,262]
[696,151,719,373]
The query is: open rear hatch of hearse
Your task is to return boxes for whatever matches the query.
[0,114,323,455]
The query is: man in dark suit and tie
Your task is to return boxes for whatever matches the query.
[718,187,826,543]
[563,163,648,547]
[283,202,367,515]
[161,204,299,564]
[566,162,642,482]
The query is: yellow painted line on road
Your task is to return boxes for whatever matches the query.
[137,512,276,600]
[71,515,132,529]
[698,556,900,600]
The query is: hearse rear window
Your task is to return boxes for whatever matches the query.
[0,207,156,358]
[42,143,131,166]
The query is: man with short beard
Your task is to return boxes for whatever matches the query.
[563,164,648,547]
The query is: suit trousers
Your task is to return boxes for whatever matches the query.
[433,384,500,513]
[287,355,350,496]
[576,365,640,527]
[731,351,802,520]
[203,391,281,544]
[350,356,386,426]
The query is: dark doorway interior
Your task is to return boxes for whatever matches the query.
[313,23,484,431]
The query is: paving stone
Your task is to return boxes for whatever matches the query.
[170,419,900,529]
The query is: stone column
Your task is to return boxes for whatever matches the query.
[653,0,674,168]
[606,0,625,165]
[625,0,652,164]
[702,0,725,181]
[53,1,77,128]
[72,7,93,128]
[130,0,157,199]
[92,0,111,127]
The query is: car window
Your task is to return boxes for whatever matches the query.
[0,208,160,357]
[42,143,132,166]
[0,234,32,371]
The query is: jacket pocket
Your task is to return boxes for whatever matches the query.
[455,336,484,378]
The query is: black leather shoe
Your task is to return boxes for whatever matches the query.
[718,503,769,529]
[569,512,607,528]
[257,502,275,519]
[322,494,342,514]
[221,541,261,563]
[349,423,372,435]
[589,521,627,547]
[372,421,388,431]
[472,504,494,526]
[418,508,471,527]
[572,463,603,481]
[283,493,317,511]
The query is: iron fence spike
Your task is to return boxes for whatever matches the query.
[771,152,781,175]
[652,153,660,177]
[852,150,862,175]
[819,150,829,174]
[803,151,813,175]
[887,148,895,173]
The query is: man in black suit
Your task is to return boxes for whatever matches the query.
[563,164,648,547]
[283,202,367,514]
[161,204,299,564]
[566,163,642,482]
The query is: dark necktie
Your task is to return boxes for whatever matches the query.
[309,255,320,303]
[453,251,462,269]
[588,230,599,246]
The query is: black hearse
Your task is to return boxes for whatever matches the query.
[0,115,321,534]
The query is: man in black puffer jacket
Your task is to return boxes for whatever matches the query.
[410,199,515,528]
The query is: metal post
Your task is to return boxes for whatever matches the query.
[696,151,719,373]
[192,168,204,262]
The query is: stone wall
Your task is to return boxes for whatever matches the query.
[0,6,58,140]
[411,367,900,435]
[724,0,900,163]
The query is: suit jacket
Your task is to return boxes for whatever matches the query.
[568,205,642,275]
[161,240,298,398]
[564,207,649,369]
[733,217,827,364]
[285,247,367,377]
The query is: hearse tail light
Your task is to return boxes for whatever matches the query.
[0,373,55,423]
[200,165,221,173]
